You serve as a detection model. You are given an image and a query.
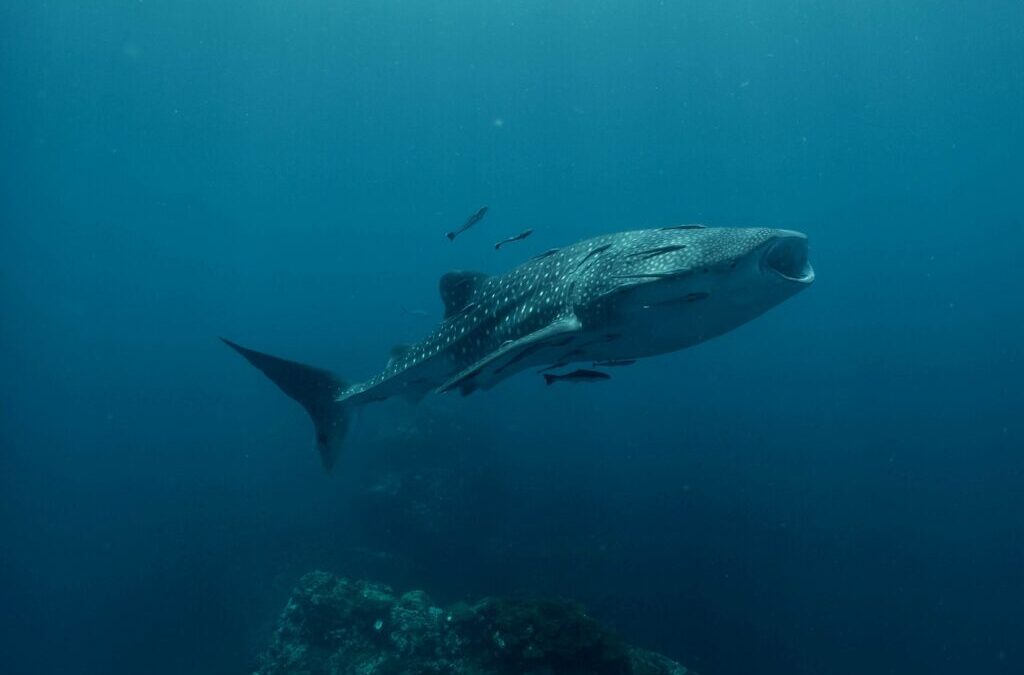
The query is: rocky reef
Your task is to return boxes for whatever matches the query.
[256,571,690,675]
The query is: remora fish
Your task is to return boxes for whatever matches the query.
[446,206,488,241]
[494,228,533,250]
[543,369,611,385]
[593,359,636,367]
[224,225,814,472]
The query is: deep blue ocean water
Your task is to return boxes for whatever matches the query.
[2,2,1022,674]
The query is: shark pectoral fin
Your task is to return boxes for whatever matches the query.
[435,315,583,394]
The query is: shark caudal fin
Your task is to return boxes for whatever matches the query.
[221,338,351,472]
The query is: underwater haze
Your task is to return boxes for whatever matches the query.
[2,1,1022,674]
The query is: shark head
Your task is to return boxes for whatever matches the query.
[690,226,816,300]
[578,226,814,355]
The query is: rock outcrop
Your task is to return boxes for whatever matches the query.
[256,571,690,675]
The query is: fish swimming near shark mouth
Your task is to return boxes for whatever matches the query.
[224,225,814,472]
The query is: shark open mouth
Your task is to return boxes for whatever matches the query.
[763,235,815,283]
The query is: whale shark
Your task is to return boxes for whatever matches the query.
[224,225,814,471]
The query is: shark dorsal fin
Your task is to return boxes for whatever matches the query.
[659,224,706,231]
[439,270,488,318]
[387,343,412,368]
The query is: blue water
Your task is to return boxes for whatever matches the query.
[2,2,1022,674]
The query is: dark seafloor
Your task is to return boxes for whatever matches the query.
[257,571,690,675]
[1,2,1022,675]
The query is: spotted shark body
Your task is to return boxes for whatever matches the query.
[224,225,814,471]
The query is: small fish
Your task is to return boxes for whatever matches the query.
[446,206,488,241]
[592,359,636,367]
[494,228,533,250]
[400,306,429,319]
[543,369,611,386]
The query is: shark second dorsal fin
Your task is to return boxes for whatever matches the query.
[439,270,488,318]
[387,344,412,367]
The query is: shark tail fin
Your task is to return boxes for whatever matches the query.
[221,338,352,473]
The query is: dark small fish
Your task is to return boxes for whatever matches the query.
[593,359,636,367]
[400,306,429,319]
[494,228,533,250]
[446,206,488,241]
[543,369,611,386]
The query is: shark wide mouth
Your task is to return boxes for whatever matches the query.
[763,235,814,283]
